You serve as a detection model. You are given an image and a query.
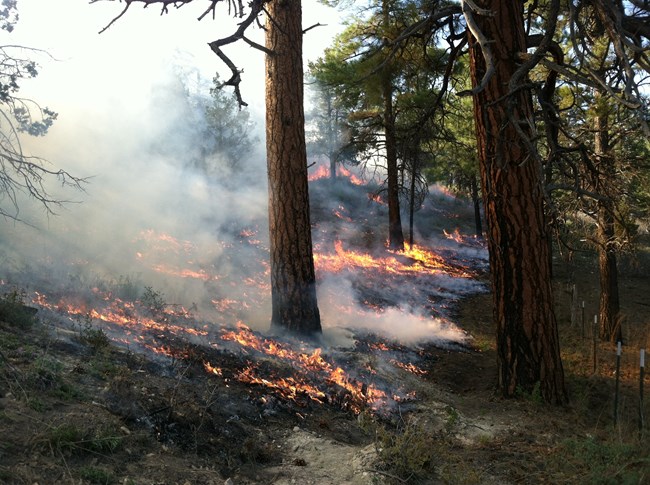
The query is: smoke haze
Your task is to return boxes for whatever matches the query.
[3,6,488,348]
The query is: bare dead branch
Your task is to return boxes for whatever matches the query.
[207,0,267,107]
[457,0,495,97]
[96,2,132,34]
[242,35,272,55]
[303,22,325,35]
[94,0,270,108]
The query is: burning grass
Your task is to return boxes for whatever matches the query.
[6,176,648,483]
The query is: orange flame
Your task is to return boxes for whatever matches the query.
[308,164,364,185]
[219,323,387,412]
[237,366,327,404]
[314,240,472,278]
[203,361,223,376]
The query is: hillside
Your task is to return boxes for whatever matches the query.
[1,175,649,484]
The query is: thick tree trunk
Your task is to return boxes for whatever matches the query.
[382,0,404,251]
[467,0,567,404]
[383,76,404,251]
[408,156,417,248]
[594,112,621,342]
[265,0,321,335]
[597,203,621,342]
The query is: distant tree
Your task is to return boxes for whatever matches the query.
[425,93,483,238]
[548,84,648,343]
[202,74,258,172]
[309,0,450,250]
[1,5,84,222]
[305,82,352,179]
[96,0,322,335]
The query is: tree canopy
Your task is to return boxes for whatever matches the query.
[1,3,84,222]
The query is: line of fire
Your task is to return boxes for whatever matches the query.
[2,164,489,418]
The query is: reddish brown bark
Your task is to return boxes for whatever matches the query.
[467,0,567,404]
[383,75,405,251]
[593,112,621,342]
[265,0,321,335]
[382,1,404,251]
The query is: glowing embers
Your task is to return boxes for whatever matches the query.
[149,264,215,281]
[32,290,207,339]
[308,163,364,185]
[443,228,484,248]
[218,323,387,413]
[236,366,327,404]
[314,240,473,278]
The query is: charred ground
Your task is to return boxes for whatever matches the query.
[1,178,650,484]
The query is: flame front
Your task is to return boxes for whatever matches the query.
[314,240,472,278]
[220,323,387,412]
[308,164,364,185]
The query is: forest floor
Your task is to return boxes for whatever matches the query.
[2,246,650,485]
[0,203,650,485]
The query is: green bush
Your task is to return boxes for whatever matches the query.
[79,466,115,484]
[0,288,37,329]
[373,416,436,482]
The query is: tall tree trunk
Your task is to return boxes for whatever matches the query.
[594,111,621,342]
[327,93,337,179]
[265,0,321,335]
[597,203,621,342]
[382,1,404,251]
[408,156,418,248]
[467,0,567,404]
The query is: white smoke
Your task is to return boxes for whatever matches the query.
[2,1,488,349]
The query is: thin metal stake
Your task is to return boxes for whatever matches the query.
[640,349,645,433]
[592,315,598,374]
[614,341,621,425]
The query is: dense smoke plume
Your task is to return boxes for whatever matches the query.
[1,64,487,349]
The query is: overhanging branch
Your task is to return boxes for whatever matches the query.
[93,0,269,108]
[457,0,495,97]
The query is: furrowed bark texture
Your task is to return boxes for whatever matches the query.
[382,1,405,251]
[383,79,405,251]
[594,112,621,342]
[468,0,567,404]
[265,0,322,335]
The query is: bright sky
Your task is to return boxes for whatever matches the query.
[0,0,346,261]
[6,0,344,117]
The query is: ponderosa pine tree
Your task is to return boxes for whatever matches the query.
[96,0,322,335]
[265,0,321,334]
[464,0,567,404]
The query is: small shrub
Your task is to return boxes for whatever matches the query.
[373,416,436,481]
[50,381,85,402]
[0,288,37,329]
[82,325,111,351]
[444,405,460,432]
[28,397,45,412]
[79,466,115,485]
[46,423,123,455]
[48,423,84,452]
[141,286,167,320]
[515,381,543,405]
[88,426,123,453]
[0,469,16,482]
[556,436,647,484]
[114,274,141,301]
[75,313,110,351]
[26,357,63,391]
